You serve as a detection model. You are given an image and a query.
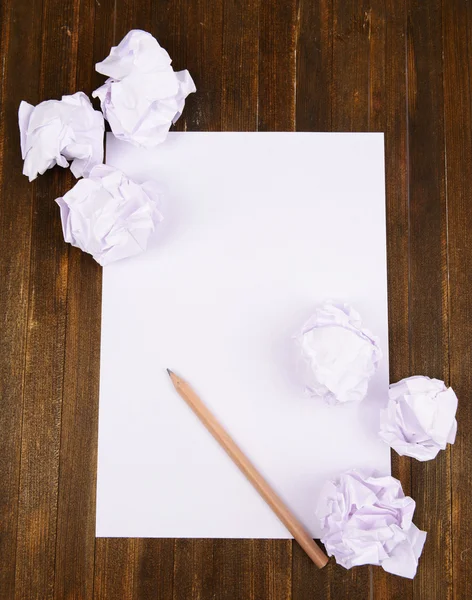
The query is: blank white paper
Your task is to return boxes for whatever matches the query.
[97,132,391,539]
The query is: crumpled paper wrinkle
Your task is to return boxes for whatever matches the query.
[56,164,163,266]
[379,376,458,461]
[316,470,426,579]
[93,29,196,148]
[296,301,382,404]
[19,92,104,181]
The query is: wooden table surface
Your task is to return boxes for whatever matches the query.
[1,0,470,598]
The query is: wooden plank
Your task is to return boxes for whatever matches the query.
[368,2,412,597]
[94,539,137,600]
[133,539,174,600]
[258,0,297,131]
[295,0,332,132]
[181,0,223,133]
[0,0,44,598]
[251,540,291,600]
[13,0,82,598]
[212,540,292,600]
[221,0,259,131]
[212,541,253,600]
[52,2,101,598]
[81,0,119,595]
[53,248,102,600]
[172,539,214,600]
[293,549,376,600]
[443,2,472,599]
[115,0,153,43]
[331,0,370,132]
[405,1,452,598]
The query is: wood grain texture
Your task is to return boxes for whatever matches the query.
[134,539,174,600]
[172,539,214,600]
[296,0,332,132]
[0,1,44,598]
[0,0,469,598]
[443,2,472,600]
[368,2,413,597]
[94,539,137,600]
[179,0,223,133]
[331,0,370,132]
[407,2,452,598]
[221,0,260,131]
[258,0,297,131]
[52,2,102,599]
[14,0,81,598]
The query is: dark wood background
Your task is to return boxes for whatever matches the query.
[0,0,470,598]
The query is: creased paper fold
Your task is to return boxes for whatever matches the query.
[379,376,458,460]
[93,29,196,148]
[316,470,426,579]
[56,164,163,266]
[19,92,104,181]
[296,301,382,404]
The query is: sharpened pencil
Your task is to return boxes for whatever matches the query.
[167,369,329,569]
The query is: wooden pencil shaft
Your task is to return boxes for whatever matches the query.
[168,370,329,569]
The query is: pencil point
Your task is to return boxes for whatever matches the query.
[166,368,173,377]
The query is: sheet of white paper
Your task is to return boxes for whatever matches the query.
[97,132,391,539]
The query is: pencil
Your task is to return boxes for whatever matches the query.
[167,369,329,569]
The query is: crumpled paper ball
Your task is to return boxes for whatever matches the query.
[379,376,458,461]
[92,29,196,148]
[19,92,104,181]
[316,470,426,579]
[296,302,382,404]
[56,164,163,266]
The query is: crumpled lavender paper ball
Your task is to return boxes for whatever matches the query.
[56,164,163,266]
[19,92,104,182]
[92,29,196,148]
[316,470,426,579]
[379,376,458,461]
[296,302,382,405]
